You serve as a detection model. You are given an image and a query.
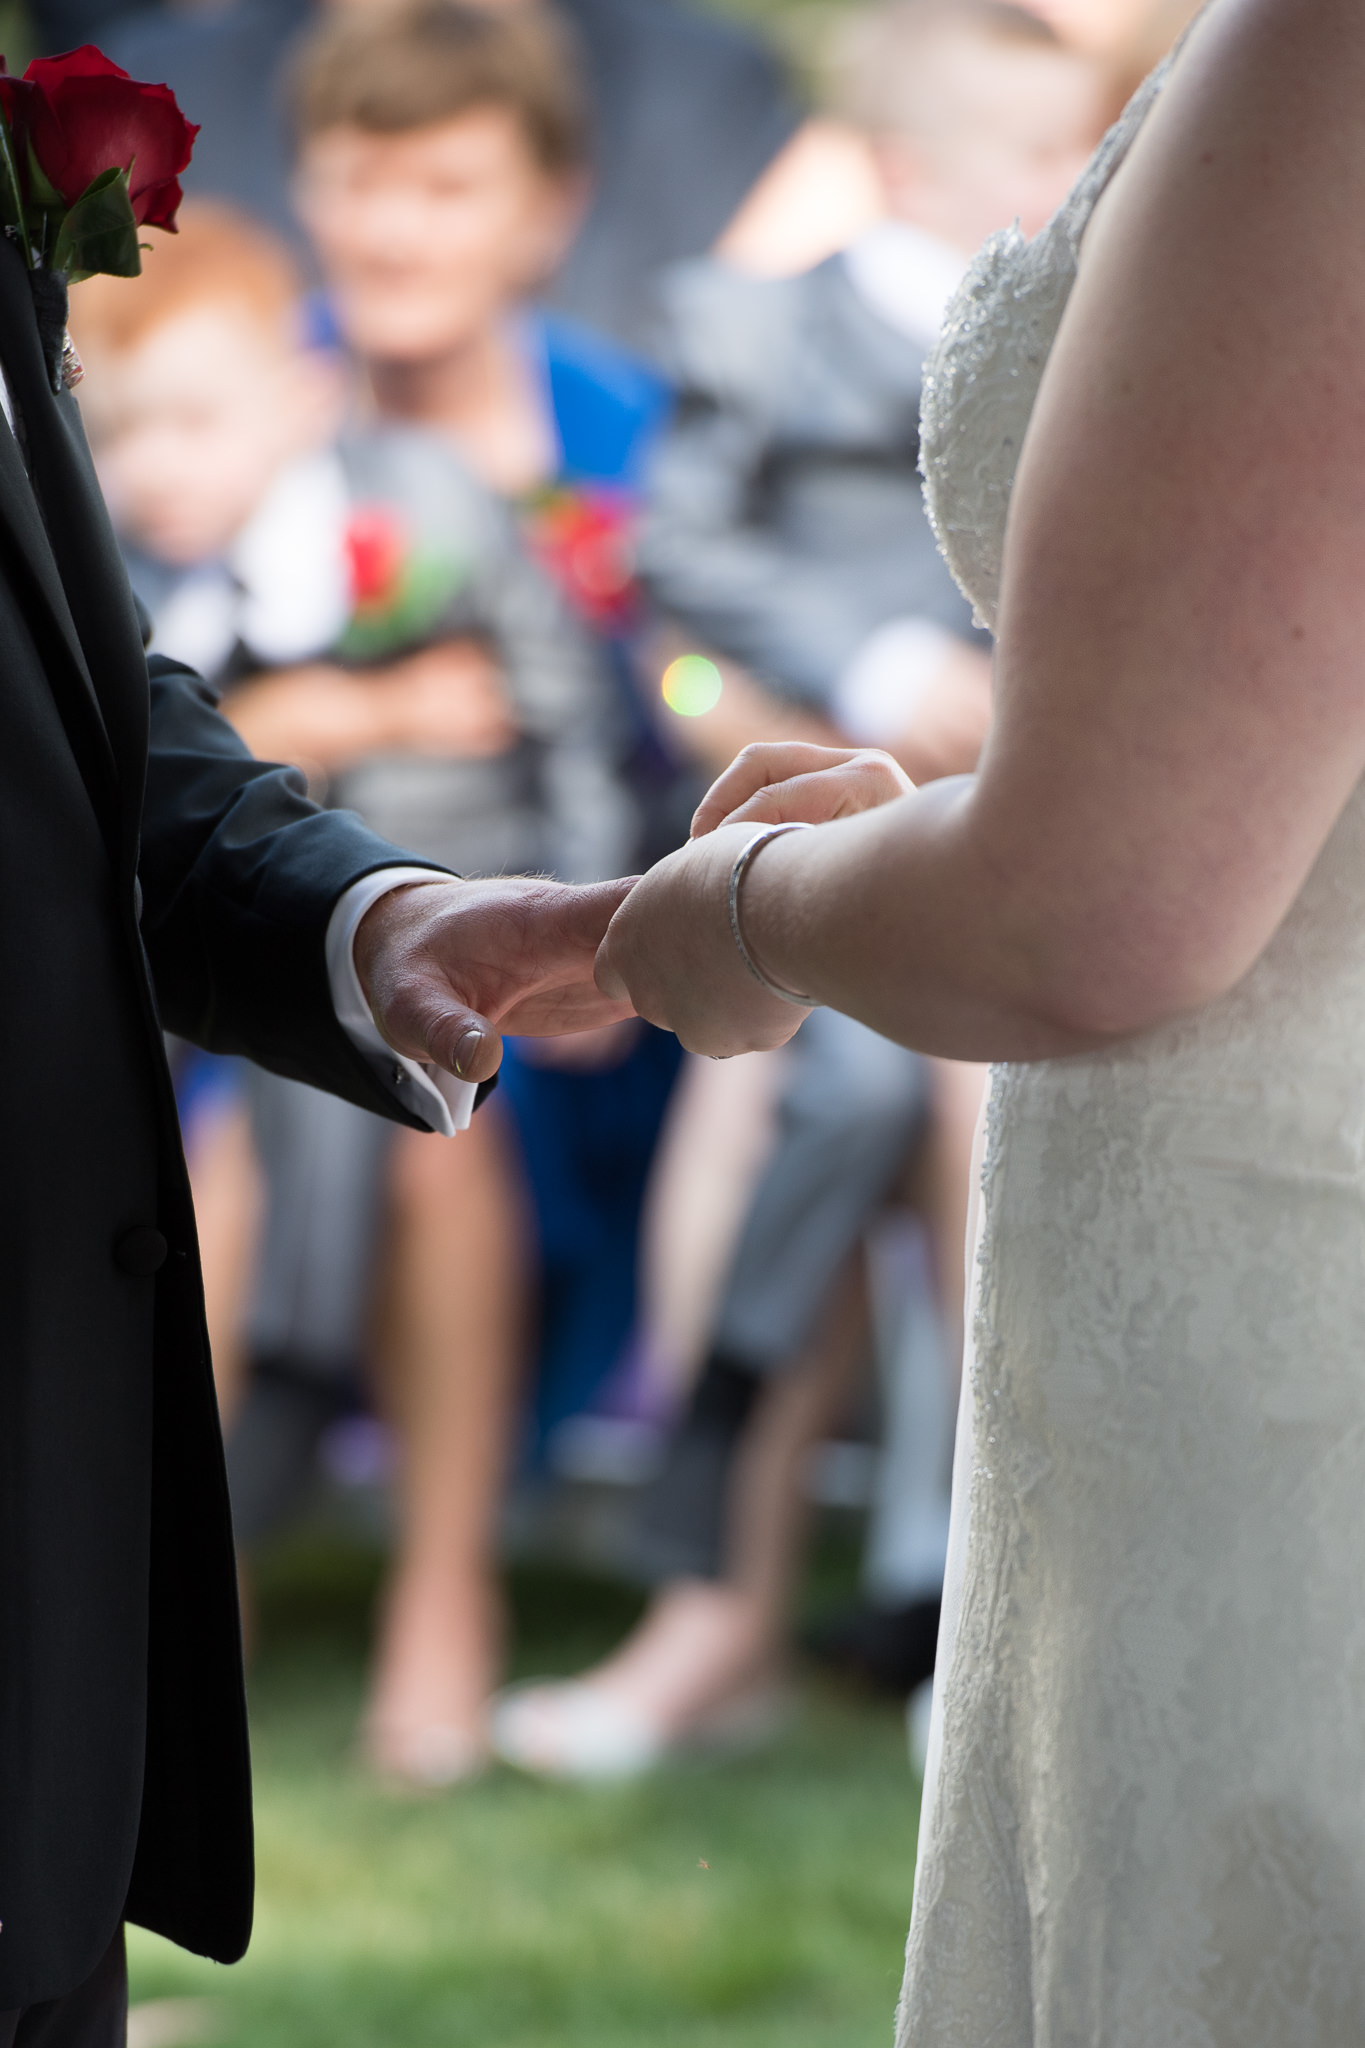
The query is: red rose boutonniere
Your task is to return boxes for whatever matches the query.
[0,45,198,389]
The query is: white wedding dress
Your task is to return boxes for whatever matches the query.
[898,42,1365,2048]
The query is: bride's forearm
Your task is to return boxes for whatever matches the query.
[735,779,1141,1063]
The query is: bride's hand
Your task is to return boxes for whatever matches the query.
[595,823,810,1058]
[691,742,914,838]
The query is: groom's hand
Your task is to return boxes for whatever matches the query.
[354,876,639,1086]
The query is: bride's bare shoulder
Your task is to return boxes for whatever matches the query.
[984,0,1365,1032]
[1016,0,1365,607]
[1086,0,1365,272]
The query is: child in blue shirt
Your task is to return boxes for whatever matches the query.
[240,0,678,1781]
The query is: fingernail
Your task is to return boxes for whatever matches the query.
[452,1026,483,1078]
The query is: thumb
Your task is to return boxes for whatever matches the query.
[375,967,505,1086]
[594,925,628,1004]
[428,1007,505,1088]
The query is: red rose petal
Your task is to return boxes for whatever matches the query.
[25,45,135,89]
[10,47,197,228]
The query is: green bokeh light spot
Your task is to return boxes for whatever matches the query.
[661,654,723,718]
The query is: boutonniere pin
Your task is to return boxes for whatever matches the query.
[0,46,198,392]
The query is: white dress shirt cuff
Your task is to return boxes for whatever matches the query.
[325,867,478,1137]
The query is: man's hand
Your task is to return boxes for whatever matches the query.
[355,876,639,1087]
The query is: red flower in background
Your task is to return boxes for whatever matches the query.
[0,46,197,230]
[345,506,407,613]
[525,486,639,632]
[338,505,473,662]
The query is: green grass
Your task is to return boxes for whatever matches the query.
[128,1530,921,2048]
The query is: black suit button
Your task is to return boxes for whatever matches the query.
[114,1226,168,1277]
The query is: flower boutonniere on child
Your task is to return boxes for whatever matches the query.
[0,45,197,389]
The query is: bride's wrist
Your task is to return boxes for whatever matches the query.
[726,824,820,1009]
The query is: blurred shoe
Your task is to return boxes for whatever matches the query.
[491,1677,790,1784]
[803,1595,941,1697]
[362,1719,489,1790]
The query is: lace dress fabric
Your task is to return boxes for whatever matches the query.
[899,53,1365,2048]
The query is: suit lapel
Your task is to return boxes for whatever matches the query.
[0,235,148,862]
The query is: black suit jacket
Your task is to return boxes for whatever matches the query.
[0,233,441,2007]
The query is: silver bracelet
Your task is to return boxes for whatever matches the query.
[727,822,820,1008]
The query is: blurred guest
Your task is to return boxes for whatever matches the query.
[638,1,1101,768]
[1020,0,1205,110]
[75,192,629,1788]
[103,0,831,358]
[493,0,1107,1781]
[292,0,687,1481]
[1103,0,1207,105]
[1025,0,1203,60]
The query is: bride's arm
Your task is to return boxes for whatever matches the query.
[600,0,1365,1061]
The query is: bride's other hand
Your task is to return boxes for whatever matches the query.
[691,741,914,838]
[596,824,810,1058]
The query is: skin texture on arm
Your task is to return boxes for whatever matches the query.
[599,0,1365,1063]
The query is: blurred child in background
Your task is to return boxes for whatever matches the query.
[75,182,634,1786]
[1024,0,1204,104]
[495,0,1107,1782]
[291,0,691,1484]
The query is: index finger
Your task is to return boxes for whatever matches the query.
[691,742,865,838]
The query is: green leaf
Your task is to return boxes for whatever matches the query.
[336,549,472,662]
[24,136,62,211]
[50,166,141,283]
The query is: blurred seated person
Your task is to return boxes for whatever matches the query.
[493,0,1106,1780]
[637,0,1102,786]
[104,0,876,359]
[74,190,632,1789]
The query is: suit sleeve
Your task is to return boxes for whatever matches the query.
[137,654,447,1123]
